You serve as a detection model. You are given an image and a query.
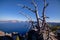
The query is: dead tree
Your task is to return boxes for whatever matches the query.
[42,0,50,40]
[19,0,41,33]
[41,0,49,39]
[42,0,49,29]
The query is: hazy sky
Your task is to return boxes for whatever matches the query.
[0,0,60,22]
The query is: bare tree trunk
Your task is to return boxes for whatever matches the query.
[32,0,41,32]
[35,10,40,33]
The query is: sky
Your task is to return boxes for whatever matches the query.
[0,0,60,22]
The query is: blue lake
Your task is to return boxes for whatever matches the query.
[0,22,31,34]
[0,22,60,34]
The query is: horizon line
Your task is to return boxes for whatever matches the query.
[0,20,60,23]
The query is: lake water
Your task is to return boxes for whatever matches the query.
[0,22,60,34]
[0,22,31,34]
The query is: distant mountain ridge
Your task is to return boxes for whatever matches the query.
[0,20,29,23]
[47,22,60,26]
[0,20,60,26]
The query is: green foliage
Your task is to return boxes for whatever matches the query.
[16,36,20,40]
[51,26,60,32]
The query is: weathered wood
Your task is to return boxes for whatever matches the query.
[19,0,41,32]
[42,0,58,40]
